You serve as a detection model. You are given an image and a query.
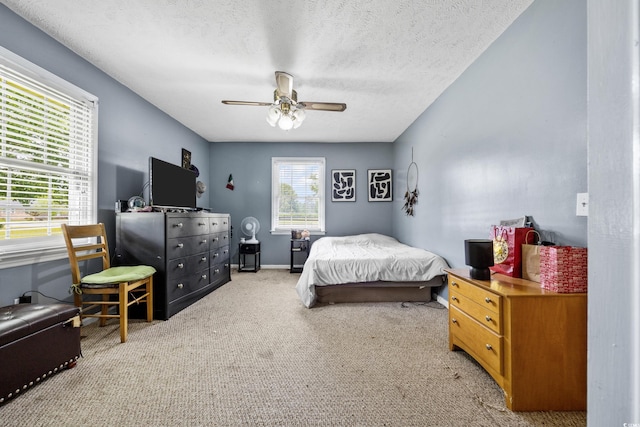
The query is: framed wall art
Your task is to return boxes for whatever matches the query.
[331,169,356,201]
[181,148,191,169]
[368,169,392,202]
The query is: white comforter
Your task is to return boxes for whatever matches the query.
[295,233,449,307]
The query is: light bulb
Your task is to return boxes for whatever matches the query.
[266,105,281,127]
[292,108,306,129]
[278,115,294,130]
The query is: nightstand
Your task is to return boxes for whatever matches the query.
[239,242,260,272]
[290,238,310,273]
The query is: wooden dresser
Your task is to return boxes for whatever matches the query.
[445,268,586,411]
[116,212,231,320]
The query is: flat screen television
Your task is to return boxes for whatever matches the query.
[149,157,196,209]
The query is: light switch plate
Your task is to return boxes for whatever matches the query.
[576,193,589,216]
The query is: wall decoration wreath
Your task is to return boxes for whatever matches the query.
[403,151,419,216]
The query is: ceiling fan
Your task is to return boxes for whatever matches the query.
[222,71,347,130]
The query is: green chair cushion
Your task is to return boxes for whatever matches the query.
[81,265,156,287]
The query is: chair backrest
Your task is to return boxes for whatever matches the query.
[61,223,111,285]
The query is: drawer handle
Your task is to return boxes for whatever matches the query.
[201,274,207,280]
[202,239,207,244]
[451,318,458,324]
[177,263,184,269]
[214,269,220,274]
[223,235,228,240]
[177,283,184,289]
[175,222,183,228]
[213,237,219,242]
[201,257,207,262]
[213,253,219,258]
[199,222,206,226]
[485,344,493,351]
[485,297,492,303]
[224,250,228,255]
[451,281,459,287]
[224,263,229,268]
[451,296,458,302]
[485,315,492,322]
[177,243,184,248]
[212,222,218,226]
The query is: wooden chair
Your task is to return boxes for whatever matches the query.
[61,223,155,343]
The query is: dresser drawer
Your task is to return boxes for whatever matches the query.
[167,235,210,259]
[209,262,228,286]
[209,244,229,266]
[167,253,210,278]
[209,232,229,250]
[450,291,501,334]
[449,275,501,315]
[240,243,260,254]
[209,216,229,233]
[167,270,210,301]
[166,216,209,238]
[450,306,502,375]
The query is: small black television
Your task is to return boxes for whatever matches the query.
[149,157,196,209]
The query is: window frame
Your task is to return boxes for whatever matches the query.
[271,157,326,235]
[0,46,98,269]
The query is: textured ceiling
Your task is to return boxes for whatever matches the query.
[2,0,533,143]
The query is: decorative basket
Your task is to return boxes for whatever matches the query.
[539,246,588,293]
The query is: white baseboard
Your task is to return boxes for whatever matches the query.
[434,292,449,309]
[232,265,290,272]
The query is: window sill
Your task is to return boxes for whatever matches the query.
[0,246,68,269]
[270,230,326,236]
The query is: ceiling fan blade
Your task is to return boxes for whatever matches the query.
[221,100,272,107]
[275,71,294,98]
[299,102,347,112]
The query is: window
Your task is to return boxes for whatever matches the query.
[0,47,98,269]
[271,157,325,234]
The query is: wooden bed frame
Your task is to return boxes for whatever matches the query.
[314,276,446,305]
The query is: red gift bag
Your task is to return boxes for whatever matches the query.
[540,246,588,293]
[489,225,535,278]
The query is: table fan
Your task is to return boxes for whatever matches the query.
[240,217,260,243]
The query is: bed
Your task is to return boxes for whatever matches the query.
[295,233,449,308]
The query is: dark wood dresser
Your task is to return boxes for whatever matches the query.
[115,212,231,320]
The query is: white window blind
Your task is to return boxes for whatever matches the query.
[0,47,98,269]
[271,157,325,234]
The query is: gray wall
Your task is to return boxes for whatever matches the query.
[0,5,210,306]
[208,141,394,266]
[392,0,587,299]
[587,0,640,424]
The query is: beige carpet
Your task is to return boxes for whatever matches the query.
[1,270,586,426]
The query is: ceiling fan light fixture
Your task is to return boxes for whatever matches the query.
[224,71,345,131]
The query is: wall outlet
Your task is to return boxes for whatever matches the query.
[576,193,589,216]
[13,298,20,305]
